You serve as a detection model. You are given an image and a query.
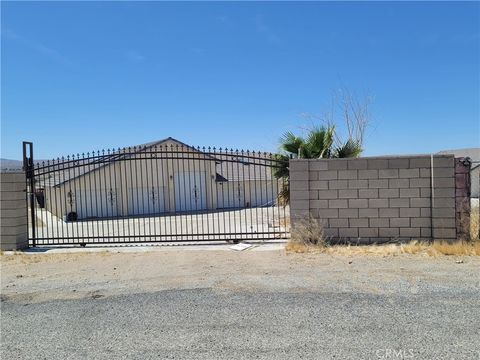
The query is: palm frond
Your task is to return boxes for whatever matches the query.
[279,131,305,157]
[304,126,335,158]
[333,139,363,158]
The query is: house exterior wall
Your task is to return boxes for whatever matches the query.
[215,180,279,208]
[471,167,479,198]
[44,140,218,219]
[290,155,466,243]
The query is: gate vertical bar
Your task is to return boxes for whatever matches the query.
[22,141,35,246]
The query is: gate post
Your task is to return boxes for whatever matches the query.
[0,172,29,250]
[23,141,35,246]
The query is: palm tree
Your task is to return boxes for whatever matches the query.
[274,126,363,204]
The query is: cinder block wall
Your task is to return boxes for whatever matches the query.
[290,155,461,243]
[1,172,28,250]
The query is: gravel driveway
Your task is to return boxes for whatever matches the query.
[1,249,479,359]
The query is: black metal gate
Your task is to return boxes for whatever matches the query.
[23,139,290,246]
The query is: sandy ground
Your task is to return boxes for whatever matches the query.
[2,247,479,304]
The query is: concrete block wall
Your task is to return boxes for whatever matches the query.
[290,155,459,243]
[1,172,28,250]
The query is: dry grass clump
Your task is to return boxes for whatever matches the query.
[401,240,480,257]
[288,217,326,248]
[286,240,480,257]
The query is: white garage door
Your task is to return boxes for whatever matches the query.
[174,171,207,212]
[76,188,119,219]
[216,182,245,209]
[128,186,167,216]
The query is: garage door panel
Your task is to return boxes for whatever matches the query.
[217,182,245,209]
[174,171,207,212]
[128,186,167,216]
[76,188,118,219]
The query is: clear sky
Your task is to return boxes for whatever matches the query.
[1,1,479,160]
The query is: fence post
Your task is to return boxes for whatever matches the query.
[289,159,310,237]
[0,172,29,250]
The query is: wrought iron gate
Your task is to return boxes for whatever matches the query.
[23,140,290,246]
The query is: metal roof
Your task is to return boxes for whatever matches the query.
[35,138,275,188]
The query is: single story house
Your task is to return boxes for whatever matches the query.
[40,137,279,220]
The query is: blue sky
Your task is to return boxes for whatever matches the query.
[1,1,479,160]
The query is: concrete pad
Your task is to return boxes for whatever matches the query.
[3,240,286,255]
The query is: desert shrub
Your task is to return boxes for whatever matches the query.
[289,217,326,247]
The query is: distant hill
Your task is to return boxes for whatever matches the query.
[0,158,23,172]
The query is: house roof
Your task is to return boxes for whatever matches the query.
[214,153,275,181]
[37,137,205,187]
[36,137,275,187]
